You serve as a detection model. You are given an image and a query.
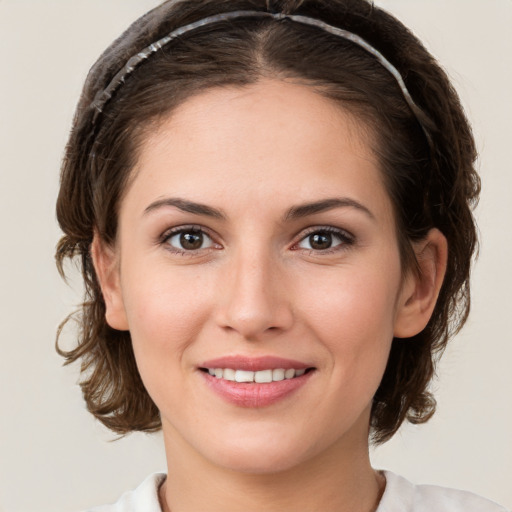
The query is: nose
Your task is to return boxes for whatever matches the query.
[214,248,294,340]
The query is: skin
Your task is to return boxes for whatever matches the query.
[93,79,447,512]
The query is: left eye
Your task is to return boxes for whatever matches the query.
[166,229,214,251]
[297,230,349,251]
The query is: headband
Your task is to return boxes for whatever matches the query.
[91,10,430,142]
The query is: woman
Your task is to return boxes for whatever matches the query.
[55,0,508,510]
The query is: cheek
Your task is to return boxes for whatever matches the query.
[301,261,400,332]
[298,261,400,380]
[119,261,215,372]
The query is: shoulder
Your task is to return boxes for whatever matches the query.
[84,473,166,512]
[378,471,509,512]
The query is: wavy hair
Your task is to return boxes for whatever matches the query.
[56,0,479,443]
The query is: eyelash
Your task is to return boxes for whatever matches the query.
[159,225,355,256]
[159,225,218,256]
[291,226,355,255]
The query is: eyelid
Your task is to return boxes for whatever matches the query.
[291,225,355,252]
[159,224,221,253]
[156,224,354,255]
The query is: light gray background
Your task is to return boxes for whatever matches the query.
[0,1,511,511]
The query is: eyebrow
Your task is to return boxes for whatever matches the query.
[143,198,226,219]
[143,196,374,222]
[284,197,375,221]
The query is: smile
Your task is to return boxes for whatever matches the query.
[199,356,316,407]
[204,367,308,382]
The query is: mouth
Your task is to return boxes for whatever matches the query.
[199,367,313,383]
[198,356,316,407]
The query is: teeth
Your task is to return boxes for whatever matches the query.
[272,368,285,381]
[223,368,236,381]
[207,368,308,382]
[284,369,295,379]
[255,369,272,383]
[235,370,254,383]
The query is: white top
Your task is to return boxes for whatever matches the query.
[86,470,509,512]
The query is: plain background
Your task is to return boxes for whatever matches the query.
[0,1,511,511]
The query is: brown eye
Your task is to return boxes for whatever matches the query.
[297,228,352,252]
[180,231,203,250]
[308,232,333,250]
[166,229,213,251]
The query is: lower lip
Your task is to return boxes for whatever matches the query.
[201,371,314,408]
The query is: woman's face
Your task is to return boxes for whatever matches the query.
[100,79,420,473]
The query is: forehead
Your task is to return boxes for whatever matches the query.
[126,78,391,223]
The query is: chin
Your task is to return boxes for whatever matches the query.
[211,443,308,475]
[194,422,329,475]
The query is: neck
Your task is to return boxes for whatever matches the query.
[159,419,384,512]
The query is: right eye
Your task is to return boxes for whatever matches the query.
[163,227,215,253]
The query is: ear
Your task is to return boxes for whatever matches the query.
[90,234,129,331]
[394,228,448,338]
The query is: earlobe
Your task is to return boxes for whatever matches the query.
[394,228,448,339]
[90,234,129,331]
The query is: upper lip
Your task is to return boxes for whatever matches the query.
[200,355,313,372]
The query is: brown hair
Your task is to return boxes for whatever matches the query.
[56,0,479,443]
